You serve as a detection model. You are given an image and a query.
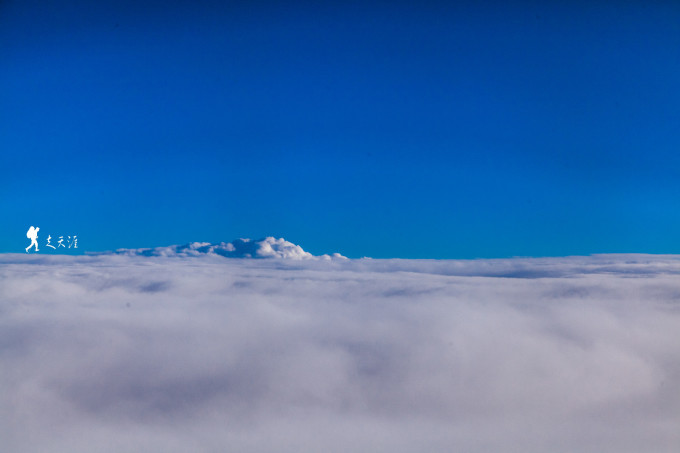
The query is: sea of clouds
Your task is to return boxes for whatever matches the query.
[1,242,679,452]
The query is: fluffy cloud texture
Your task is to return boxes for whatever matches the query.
[106,237,346,260]
[1,251,679,452]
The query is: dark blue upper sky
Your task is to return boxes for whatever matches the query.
[2,1,680,258]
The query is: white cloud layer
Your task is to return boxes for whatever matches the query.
[1,252,679,452]
[105,237,346,260]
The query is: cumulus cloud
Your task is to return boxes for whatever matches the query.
[1,253,679,452]
[103,236,346,260]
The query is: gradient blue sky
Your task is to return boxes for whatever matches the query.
[2,1,680,258]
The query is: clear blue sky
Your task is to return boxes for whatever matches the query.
[2,1,680,258]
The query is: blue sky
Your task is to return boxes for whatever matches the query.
[2,1,680,258]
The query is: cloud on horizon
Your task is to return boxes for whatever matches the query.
[1,253,679,452]
[101,236,346,260]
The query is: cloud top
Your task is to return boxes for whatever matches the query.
[1,253,679,452]
[106,237,346,260]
